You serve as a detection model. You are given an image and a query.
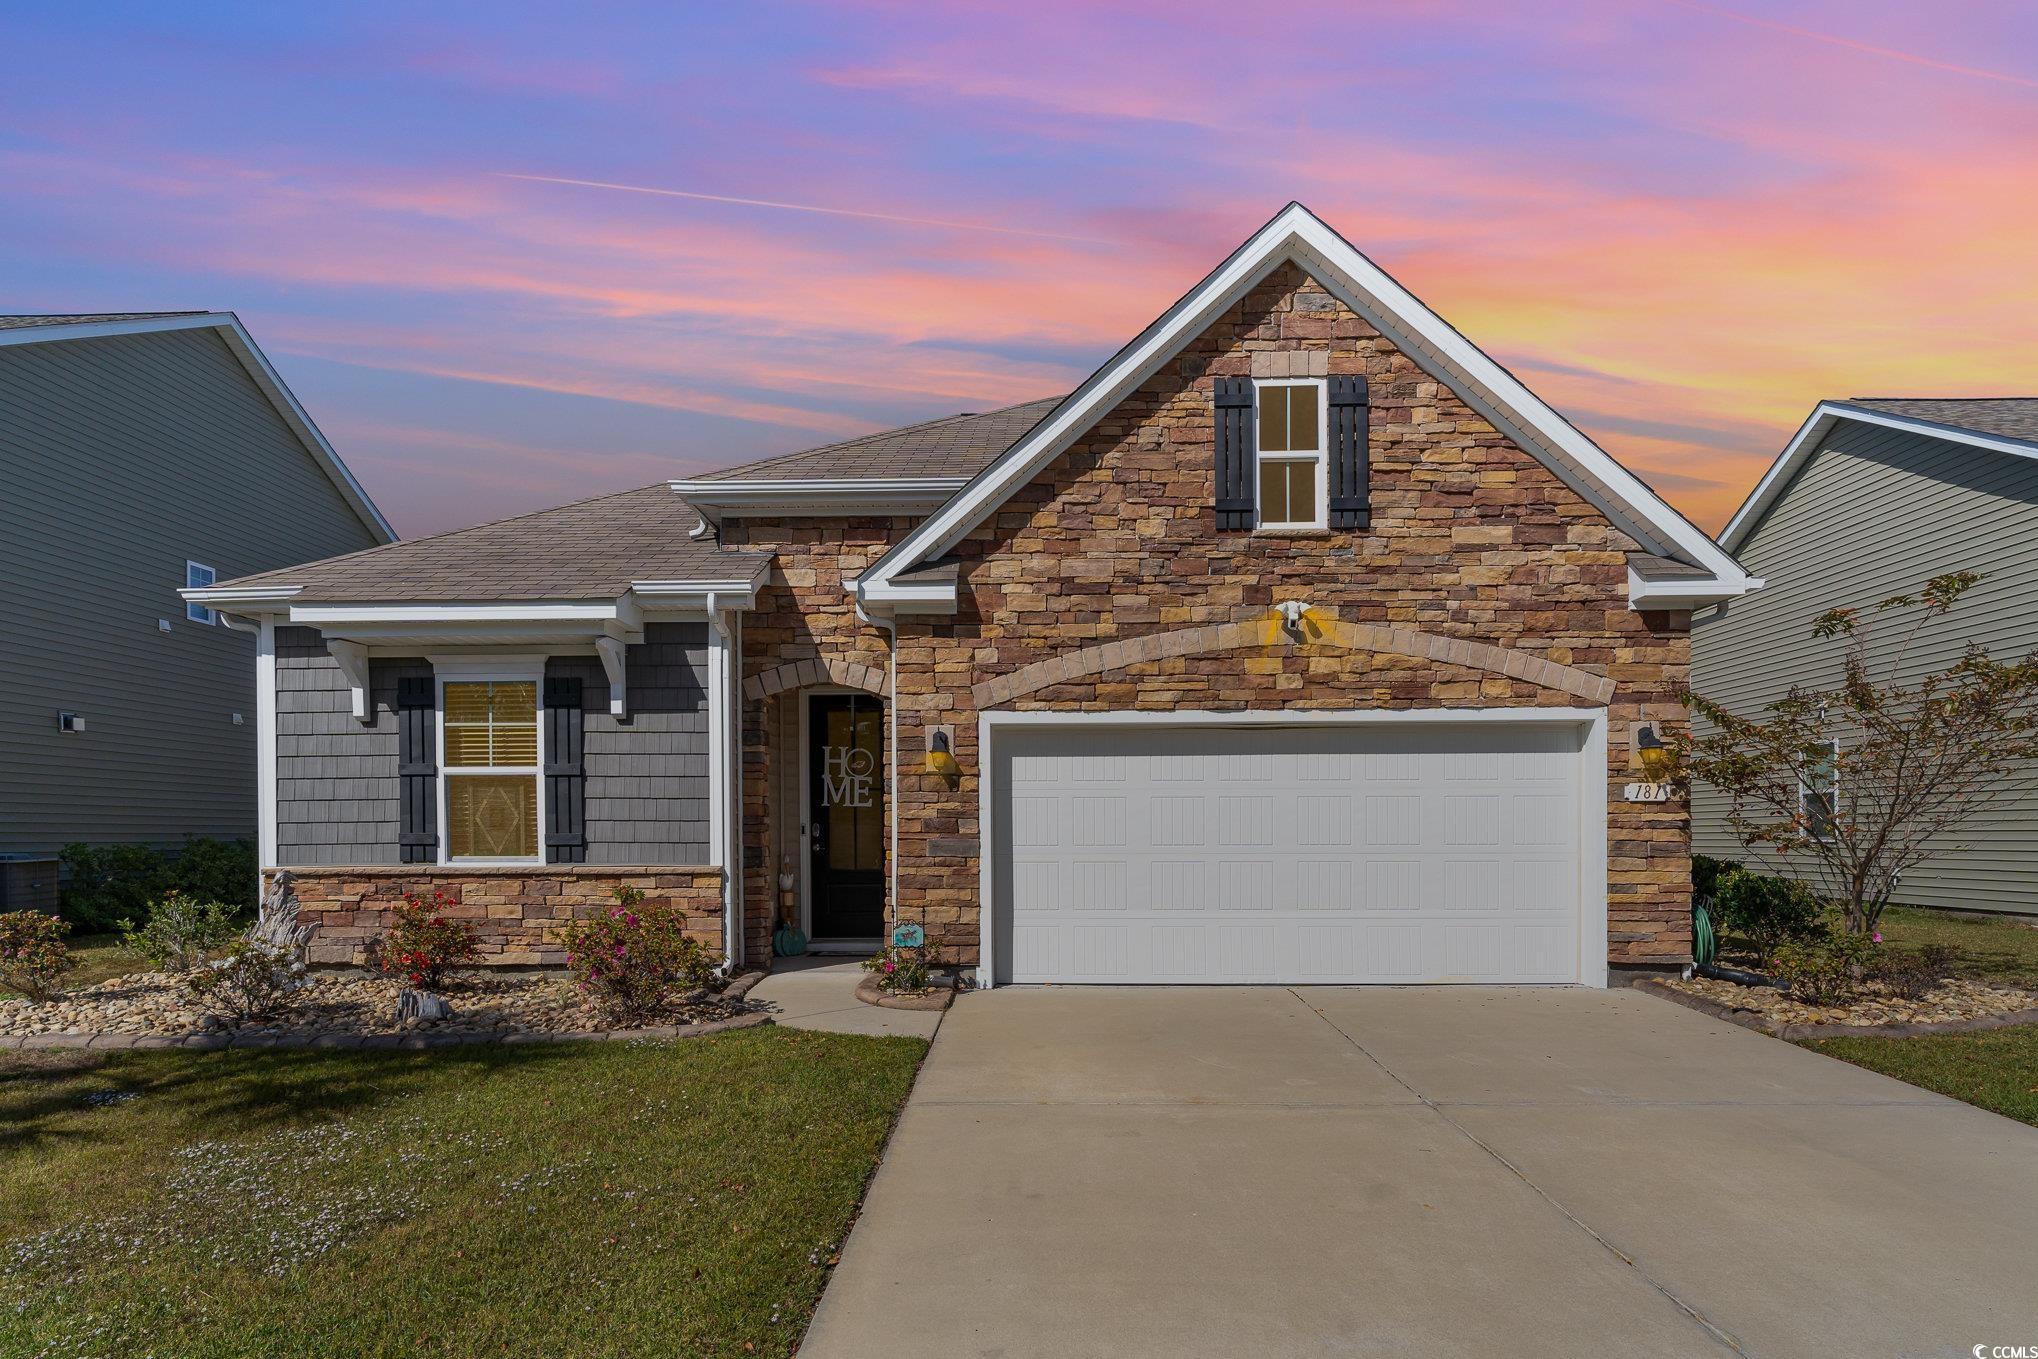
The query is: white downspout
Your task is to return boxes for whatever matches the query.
[706,595,743,972]
[859,597,900,940]
[254,614,278,898]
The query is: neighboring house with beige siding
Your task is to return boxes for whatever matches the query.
[193,204,1758,982]
[1694,398,2038,917]
[0,312,393,861]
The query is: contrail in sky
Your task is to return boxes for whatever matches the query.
[493,172,1118,244]
[1666,0,2038,90]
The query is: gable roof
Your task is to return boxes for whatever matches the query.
[693,396,1064,483]
[1720,398,2038,552]
[208,483,769,602]
[0,311,395,542]
[855,202,1752,608]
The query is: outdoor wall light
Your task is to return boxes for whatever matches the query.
[924,726,961,778]
[1636,725,1674,781]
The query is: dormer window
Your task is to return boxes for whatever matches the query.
[1255,381,1326,529]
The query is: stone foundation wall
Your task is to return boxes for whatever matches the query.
[273,866,725,967]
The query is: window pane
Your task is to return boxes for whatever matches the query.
[1286,460,1317,523]
[1287,387,1319,451]
[447,774,538,858]
[1258,385,1290,452]
[443,680,538,768]
[1258,458,1290,523]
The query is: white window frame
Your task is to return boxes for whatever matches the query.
[1252,378,1329,531]
[434,663,547,867]
[1799,739,1841,843]
[185,561,218,624]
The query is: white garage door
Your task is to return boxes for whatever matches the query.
[990,720,1589,985]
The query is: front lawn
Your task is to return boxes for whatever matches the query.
[1800,1026,2038,1128]
[0,1027,926,1358]
[1872,905,2038,987]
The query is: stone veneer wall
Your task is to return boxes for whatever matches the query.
[724,261,1693,971]
[278,866,725,968]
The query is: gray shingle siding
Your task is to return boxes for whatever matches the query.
[0,327,385,856]
[1693,419,2038,916]
[272,624,709,867]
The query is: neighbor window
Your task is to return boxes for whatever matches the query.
[185,561,217,624]
[1256,381,1325,529]
[441,679,541,861]
[1800,740,1840,842]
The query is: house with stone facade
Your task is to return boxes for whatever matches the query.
[187,203,1755,985]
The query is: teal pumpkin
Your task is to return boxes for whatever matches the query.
[773,922,809,957]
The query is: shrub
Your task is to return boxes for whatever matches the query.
[371,891,480,989]
[555,888,718,1025]
[0,911,75,1000]
[120,892,240,973]
[1770,930,1878,1007]
[1872,943,1956,1001]
[184,939,307,1019]
[861,936,944,994]
[1713,869,1825,964]
[1692,854,1741,903]
[59,837,257,932]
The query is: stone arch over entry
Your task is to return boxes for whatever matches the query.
[971,618,1616,709]
[744,656,889,702]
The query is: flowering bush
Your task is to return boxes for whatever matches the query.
[184,939,308,1019]
[1769,929,1878,1006]
[371,891,480,988]
[554,888,717,1024]
[861,936,943,994]
[0,911,75,1000]
[120,891,240,973]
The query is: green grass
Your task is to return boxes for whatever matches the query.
[0,1027,926,1358]
[1800,1026,2038,1128]
[0,933,137,1000]
[1871,905,2038,988]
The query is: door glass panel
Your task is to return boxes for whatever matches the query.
[819,699,882,871]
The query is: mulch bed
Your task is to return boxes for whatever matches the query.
[0,968,771,1051]
[853,972,958,1011]
[1647,974,2038,1041]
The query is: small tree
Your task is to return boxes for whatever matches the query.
[1685,572,2038,935]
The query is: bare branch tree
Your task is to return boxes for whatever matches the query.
[1683,572,2038,934]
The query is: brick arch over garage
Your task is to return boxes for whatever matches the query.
[743,656,890,702]
[970,618,1616,709]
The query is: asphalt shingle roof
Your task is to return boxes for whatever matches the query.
[216,484,768,602]
[0,311,209,332]
[694,396,1065,482]
[1843,398,2038,447]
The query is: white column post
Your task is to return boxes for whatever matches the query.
[705,603,743,970]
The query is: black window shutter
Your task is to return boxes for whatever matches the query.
[396,675,438,864]
[1328,375,1371,530]
[543,676,587,863]
[1213,376,1256,531]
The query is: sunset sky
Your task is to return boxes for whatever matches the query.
[4,1,2034,538]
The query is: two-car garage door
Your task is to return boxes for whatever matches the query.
[988,718,1594,985]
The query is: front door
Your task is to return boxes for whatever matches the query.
[809,693,885,939]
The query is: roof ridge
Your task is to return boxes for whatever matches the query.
[698,396,1063,480]
[1846,395,2038,402]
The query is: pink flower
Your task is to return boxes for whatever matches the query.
[1872,932,1883,943]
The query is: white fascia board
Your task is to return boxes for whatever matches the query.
[289,600,626,625]
[1626,566,1765,611]
[629,574,765,613]
[855,578,958,614]
[668,477,967,520]
[861,202,1752,599]
[181,584,303,609]
[1719,401,2038,552]
[1,314,397,544]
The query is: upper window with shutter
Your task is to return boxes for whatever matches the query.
[1255,381,1326,529]
[440,678,543,862]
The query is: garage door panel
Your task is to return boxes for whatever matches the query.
[994,721,1587,985]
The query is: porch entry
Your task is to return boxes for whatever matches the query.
[807,693,884,940]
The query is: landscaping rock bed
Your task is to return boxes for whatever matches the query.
[853,972,958,1011]
[1652,974,2038,1039]
[0,969,770,1050]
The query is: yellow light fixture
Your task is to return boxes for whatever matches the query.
[1637,727,1675,781]
[925,728,961,777]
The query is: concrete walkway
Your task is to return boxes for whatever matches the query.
[802,985,2038,1358]
[744,955,944,1038]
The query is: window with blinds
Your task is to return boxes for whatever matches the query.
[442,680,541,860]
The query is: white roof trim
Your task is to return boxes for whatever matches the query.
[1719,400,2038,552]
[1,312,396,544]
[857,202,1751,603]
[1626,565,1763,611]
[670,476,969,521]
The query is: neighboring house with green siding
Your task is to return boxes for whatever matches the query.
[0,313,393,860]
[1693,398,2038,917]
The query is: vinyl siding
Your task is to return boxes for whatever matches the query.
[1692,420,2038,915]
[0,327,385,855]
[272,624,709,867]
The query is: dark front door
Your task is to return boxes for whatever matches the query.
[809,693,884,938]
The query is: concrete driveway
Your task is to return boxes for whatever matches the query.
[803,986,2038,1358]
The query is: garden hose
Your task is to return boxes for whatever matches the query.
[1693,897,1717,969]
